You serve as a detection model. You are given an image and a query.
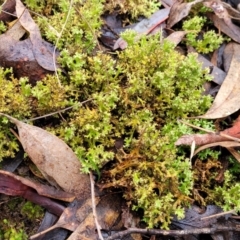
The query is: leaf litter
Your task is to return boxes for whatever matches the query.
[0,0,58,84]
[0,113,91,201]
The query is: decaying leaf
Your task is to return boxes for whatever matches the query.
[0,0,58,84]
[113,8,170,50]
[176,115,240,146]
[30,198,99,239]
[167,0,203,28]
[193,141,240,156]
[0,169,74,201]
[0,0,16,22]
[199,43,240,119]
[0,170,70,216]
[30,194,123,240]
[197,54,226,85]
[15,0,57,71]
[165,30,186,46]
[0,113,91,201]
[67,194,123,240]
[204,0,240,43]
[207,12,240,44]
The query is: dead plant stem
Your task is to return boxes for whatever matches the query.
[90,171,104,240]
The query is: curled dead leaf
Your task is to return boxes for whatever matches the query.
[199,43,240,119]
[0,113,91,201]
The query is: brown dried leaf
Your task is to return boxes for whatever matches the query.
[175,132,225,146]
[199,43,240,119]
[31,194,123,240]
[0,170,68,216]
[68,194,123,240]
[15,0,57,71]
[0,113,91,201]
[165,30,186,46]
[176,115,240,146]
[0,5,55,83]
[0,170,75,201]
[30,198,98,239]
[194,141,240,156]
[0,0,16,22]
[113,8,170,50]
[167,0,203,28]
[207,13,240,44]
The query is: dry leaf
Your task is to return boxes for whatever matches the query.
[0,170,75,201]
[67,194,122,240]
[207,13,240,44]
[0,0,16,22]
[167,0,203,28]
[227,147,240,163]
[114,8,170,50]
[15,0,58,71]
[0,0,58,84]
[31,194,123,240]
[0,170,70,216]
[199,43,240,119]
[193,141,240,155]
[197,54,226,85]
[204,0,240,43]
[0,113,91,201]
[30,198,100,239]
[165,30,186,46]
[176,115,240,146]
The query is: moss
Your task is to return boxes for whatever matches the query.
[104,0,160,18]
[0,0,235,230]
[21,201,44,220]
[0,219,27,240]
[182,16,224,53]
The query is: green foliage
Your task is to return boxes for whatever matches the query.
[228,155,240,175]
[35,0,105,53]
[0,71,69,161]
[210,171,240,211]
[104,0,160,18]
[183,16,224,53]
[21,201,44,220]
[0,0,236,231]
[0,219,27,240]
[0,21,6,34]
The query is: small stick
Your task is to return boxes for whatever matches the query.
[201,210,236,220]
[178,119,215,133]
[53,0,74,86]
[24,98,93,122]
[90,171,104,240]
[178,119,240,142]
[106,226,240,240]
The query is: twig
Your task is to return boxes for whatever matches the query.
[74,6,102,51]
[201,210,236,220]
[106,226,240,240]
[24,98,93,122]
[90,171,104,240]
[178,119,215,133]
[178,119,240,142]
[53,0,74,87]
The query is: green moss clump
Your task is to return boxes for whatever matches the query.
[21,201,44,220]
[0,0,231,230]
[182,16,224,53]
[104,0,160,18]
[0,219,27,240]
